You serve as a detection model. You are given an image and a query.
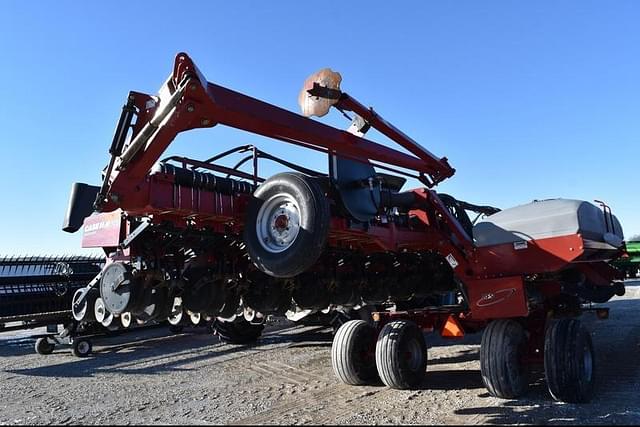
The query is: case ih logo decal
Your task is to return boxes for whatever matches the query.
[477,288,517,307]
[83,219,120,235]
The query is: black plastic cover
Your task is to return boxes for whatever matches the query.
[62,183,100,233]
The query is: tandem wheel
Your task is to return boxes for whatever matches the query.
[544,318,595,403]
[480,317,595,403]
[331,320,378,385]
[375,320,427,389]
[71,338,93,357]
[480,319,529,399]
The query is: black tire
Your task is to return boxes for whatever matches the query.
[34,337,54,355]
[213,318,264,344]
[375,320,427,389]
[244,172,330,278]
[480,319,529,399]
[544,318,595,403]
[72,339,92,357]
[332,320,378,385]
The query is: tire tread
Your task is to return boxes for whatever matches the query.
[332,320,377,385]
[544,318,595,403]
[375,320,427,389]
[480,319,528,399]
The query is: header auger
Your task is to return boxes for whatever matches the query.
[64,52,627,403]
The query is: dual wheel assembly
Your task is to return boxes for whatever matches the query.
[332,317,595,403]
[332,319,427,389]
[480,318,595,403]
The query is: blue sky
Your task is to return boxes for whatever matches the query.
[0,1,638,255]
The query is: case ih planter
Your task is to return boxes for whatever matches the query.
[63,53,626,403]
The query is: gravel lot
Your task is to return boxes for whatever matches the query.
[1,281,639,425]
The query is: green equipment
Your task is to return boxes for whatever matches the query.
[614,241,640,278]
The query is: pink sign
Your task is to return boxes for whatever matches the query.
[81,210,122,248]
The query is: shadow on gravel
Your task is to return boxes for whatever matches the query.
[267,330,334,347]
[429,348,479,365]
[455,371,640,425]
[420,369,484,390]
[286,341,333,349]
[0,336,44,357]
[4,325,333,379]
[454,297,640,425]
[455,395,640,425]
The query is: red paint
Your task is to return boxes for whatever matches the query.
[465,276,528,320]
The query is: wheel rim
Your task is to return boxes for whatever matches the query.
[405,338,423,371]
[243,306,256,322]
[94,298,106,322]
[72,289,88,320]
[102,312,114,327]
[189,311,201,325]
[256,193,301,253]
[168,297,183,325]
[121,312,132,328]
[77,341,90,354]
[100,262,134,315]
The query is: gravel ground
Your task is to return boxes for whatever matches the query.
[1,281,639,425]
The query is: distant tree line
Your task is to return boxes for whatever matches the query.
[629,234,640,242]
